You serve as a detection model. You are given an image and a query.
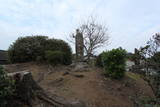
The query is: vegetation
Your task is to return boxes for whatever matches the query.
[0,65,15,107]
[45,51,64,65]
[102,48,127,79]
[45,39,72,65]
[131,33,160,106]
[126,52,135,61]
[95,52,104,67]
[8,36,72,65]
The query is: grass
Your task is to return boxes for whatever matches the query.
[126,72,141,81]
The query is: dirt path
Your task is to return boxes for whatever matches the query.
[4,63,155,107]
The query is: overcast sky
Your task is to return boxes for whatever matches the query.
[0,0,160,53]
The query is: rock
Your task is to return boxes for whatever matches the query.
[71,74,84,78]
[63,71,70,76]
[72,62,90,72]
[70,100,86,107]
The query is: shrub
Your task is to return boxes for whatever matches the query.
[96,52,105,67]
[8,36,72,65]
[45,51,64,65]
[0,65,15,107]
[8,36,48,63]
[45,39,72,65]
[150,52,160,66]
[102,48,127,79]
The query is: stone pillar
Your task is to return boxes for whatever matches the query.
[75,29,84,62]
[134,48,140,65]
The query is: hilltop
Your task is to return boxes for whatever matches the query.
[4,62,155,107]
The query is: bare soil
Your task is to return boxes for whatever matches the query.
[4,62,155,107]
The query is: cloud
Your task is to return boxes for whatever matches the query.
[0,0,160,53]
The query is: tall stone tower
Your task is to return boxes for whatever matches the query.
[75,29,84,62]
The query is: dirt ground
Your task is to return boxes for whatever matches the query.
[4,62,155,107]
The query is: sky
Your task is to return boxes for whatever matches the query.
[0,0,160,53]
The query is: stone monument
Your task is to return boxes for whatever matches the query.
[71,29,90,72]
[75,29,84,62]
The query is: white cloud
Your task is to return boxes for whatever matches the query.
[0,0,160,53]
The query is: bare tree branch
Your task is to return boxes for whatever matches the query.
[68,16,109,62]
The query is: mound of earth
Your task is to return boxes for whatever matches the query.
[4,62,155,107]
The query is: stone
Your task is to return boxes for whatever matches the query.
[63,71,70,76]
[72,62,90,72]
[75,29,84,62]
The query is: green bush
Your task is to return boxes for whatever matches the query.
[96,52,105,67]
[45,39,72,65]
[8,36,72,65]
[45,51,64,65]
[102,48,127,79]
[8,36,48,63]
[0,65,15,107]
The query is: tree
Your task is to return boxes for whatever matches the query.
[142,33,160,68]
[45,51,64,65]
[102,47,127,79]
[69,17,109,62]
[8,36,72,65]
[95,52,105,67]
[140,33,160,99]
[147,33,160,57]
[132,33,160,69]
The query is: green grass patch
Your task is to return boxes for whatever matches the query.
[126,72,141,81]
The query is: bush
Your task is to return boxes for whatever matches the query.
[0,65,15,107]
[8,36,48,63]
[45,39,72,65]
[150,52,160,66]
[45,51,64,65]
[102,48,127,79]
[96,52,105,67]
[8,36,72,65]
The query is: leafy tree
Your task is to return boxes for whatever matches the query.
[102,48,127,79]
[45,39,72,65]
[8,36,72,65]
[45,51,64,65]
[95,52,105,67]
[146,33,160,57]
[137,33,160,100]
[8,36,48,63]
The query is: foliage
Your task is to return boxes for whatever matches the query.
[139,33,160,68]
[146,33,160,57]
[137,33,160,105]
[0,65,15,107]
[126,52,135,61]
[126,72,141,81]
[45,39,72,65]
[138,96,160,107]
[8,36,48,63]
[102,48,127,79]
[95,52,105,67]
[8,36,72,65]
[45,51,64,65]
[150,52,160,68]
